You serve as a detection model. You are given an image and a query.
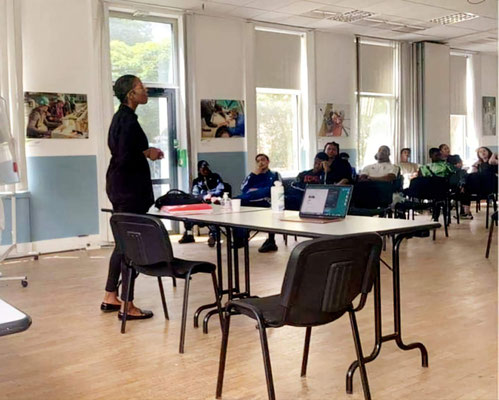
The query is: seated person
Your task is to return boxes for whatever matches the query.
[238,153,281,253]
[470,146,498,175]
[179,160,225,246]
[323,142,352,184]
[339,152,357,180]
[291,151,329,191]
[448,155,473,220]
[359,145,400,182]
[439,143,451,162]
[419,148,455,178]
[397,148,418,188]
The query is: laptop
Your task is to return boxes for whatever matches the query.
[281,184,353,223]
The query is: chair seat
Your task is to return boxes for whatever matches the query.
[349,207,388,217]
[135,258,215,278]
[234,295,346,328]
[235,295,286,327]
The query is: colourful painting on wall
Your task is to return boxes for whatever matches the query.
[24,92,88,139]
[482,96,496,136]
[201,99,245,139]
[317,103,350,137]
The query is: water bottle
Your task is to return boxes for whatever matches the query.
[271,181,284,213]
[222,192,231,211]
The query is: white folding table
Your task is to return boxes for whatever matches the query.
[0,298,31,337]
[145,205,440,393]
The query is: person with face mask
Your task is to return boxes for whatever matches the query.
[359,145,400,182]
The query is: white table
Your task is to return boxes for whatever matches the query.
[0,298,31,337]
[105,204,440,394]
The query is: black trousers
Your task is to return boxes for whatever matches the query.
[105,202,150,301]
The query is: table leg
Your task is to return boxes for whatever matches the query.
[345,232,429,394]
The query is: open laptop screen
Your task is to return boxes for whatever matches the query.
[300,185,352,218]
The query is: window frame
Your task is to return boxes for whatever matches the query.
[255,87,302,178]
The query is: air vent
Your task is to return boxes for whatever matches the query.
[430,12,479,25]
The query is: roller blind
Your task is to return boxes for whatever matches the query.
[255,30,301,90]
[450,55,467,115]
[359,43,394,94]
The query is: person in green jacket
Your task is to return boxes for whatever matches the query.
[419,148,455,178]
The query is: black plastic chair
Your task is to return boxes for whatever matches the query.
[396,176,450,237]
[216,234,382,400]
[110,213,223,353]
[467,172,498,228]
[349,181,395,217]
[485,211,498,259]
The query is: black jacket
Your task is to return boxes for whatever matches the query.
[106,104,154,212]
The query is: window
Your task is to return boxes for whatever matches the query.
[256,89,300,175]
[357,39,399,169]
[254,28,305,177]
[450,115,466,162]
[109,13,178,201]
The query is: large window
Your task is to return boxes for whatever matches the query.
[109,13,177,201]
[357,39,399,168]
[255,28,305,177]
[256,89,300,175]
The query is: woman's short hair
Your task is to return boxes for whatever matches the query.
[113,74,138,103]
[255,153,269,162]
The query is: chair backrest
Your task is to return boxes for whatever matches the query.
[278,234,382,327]
[351,181,394,209]
[222,182,233,198]
[110,213,174,267]
[405,176,449,201]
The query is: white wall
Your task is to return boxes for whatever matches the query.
[479,54,498,149]
[314,31,356,154]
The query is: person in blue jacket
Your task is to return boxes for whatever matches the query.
[239,153,281,252]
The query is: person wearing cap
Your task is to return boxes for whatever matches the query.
[103,74,164,321]
[291,151,329,191]
[179,160,226,246]
[26,96,58,138]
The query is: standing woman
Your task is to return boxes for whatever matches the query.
[101,74,163,320]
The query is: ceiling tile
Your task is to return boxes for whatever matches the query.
[451,16,499,32]
[253,11,293,22]
[227,6,266,18]
[305,0,346,5]
[200,2,237,14]
[207,0,253,5]
[244,0,298,11]
[280,15,319,26]
[406,0,498,19]
[334,0,387,8]
[362,0,453,20]
[418,24,478,39]
[277,1,327,15]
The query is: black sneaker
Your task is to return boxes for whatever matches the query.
[460,213,474,220]
[207,235,216,247]
[258,239,278,253]
[179,234,195,244]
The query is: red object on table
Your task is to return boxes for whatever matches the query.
[161,203,213,214]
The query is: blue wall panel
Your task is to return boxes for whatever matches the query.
[27,156,99,241]
[0,194,31,244]
[197,152,247,196]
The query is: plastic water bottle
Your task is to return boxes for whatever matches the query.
[271,181,285,213]
[222,192,231,211]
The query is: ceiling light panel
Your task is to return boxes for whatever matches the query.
[430,12,479,25]
[330,9,375,22]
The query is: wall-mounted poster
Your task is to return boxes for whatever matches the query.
[317,103,350,137]
[482,96,496,136]
[201,99,244,139]
[24,92,88,139]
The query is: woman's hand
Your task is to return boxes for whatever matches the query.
[144,147,164,161]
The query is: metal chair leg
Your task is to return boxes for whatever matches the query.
[179,273,191,353]
[216,312,231,399]
[301,327,312,377]
[349,310,371,400]
[257,321,276,400]
[172,276,177,287]
[157,277,169,320]
[486,216,495,259]
[211,271,225,332]
[283,234,288,246]
[120,267,133,334]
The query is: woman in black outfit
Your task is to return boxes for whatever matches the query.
[101,74,164,320]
